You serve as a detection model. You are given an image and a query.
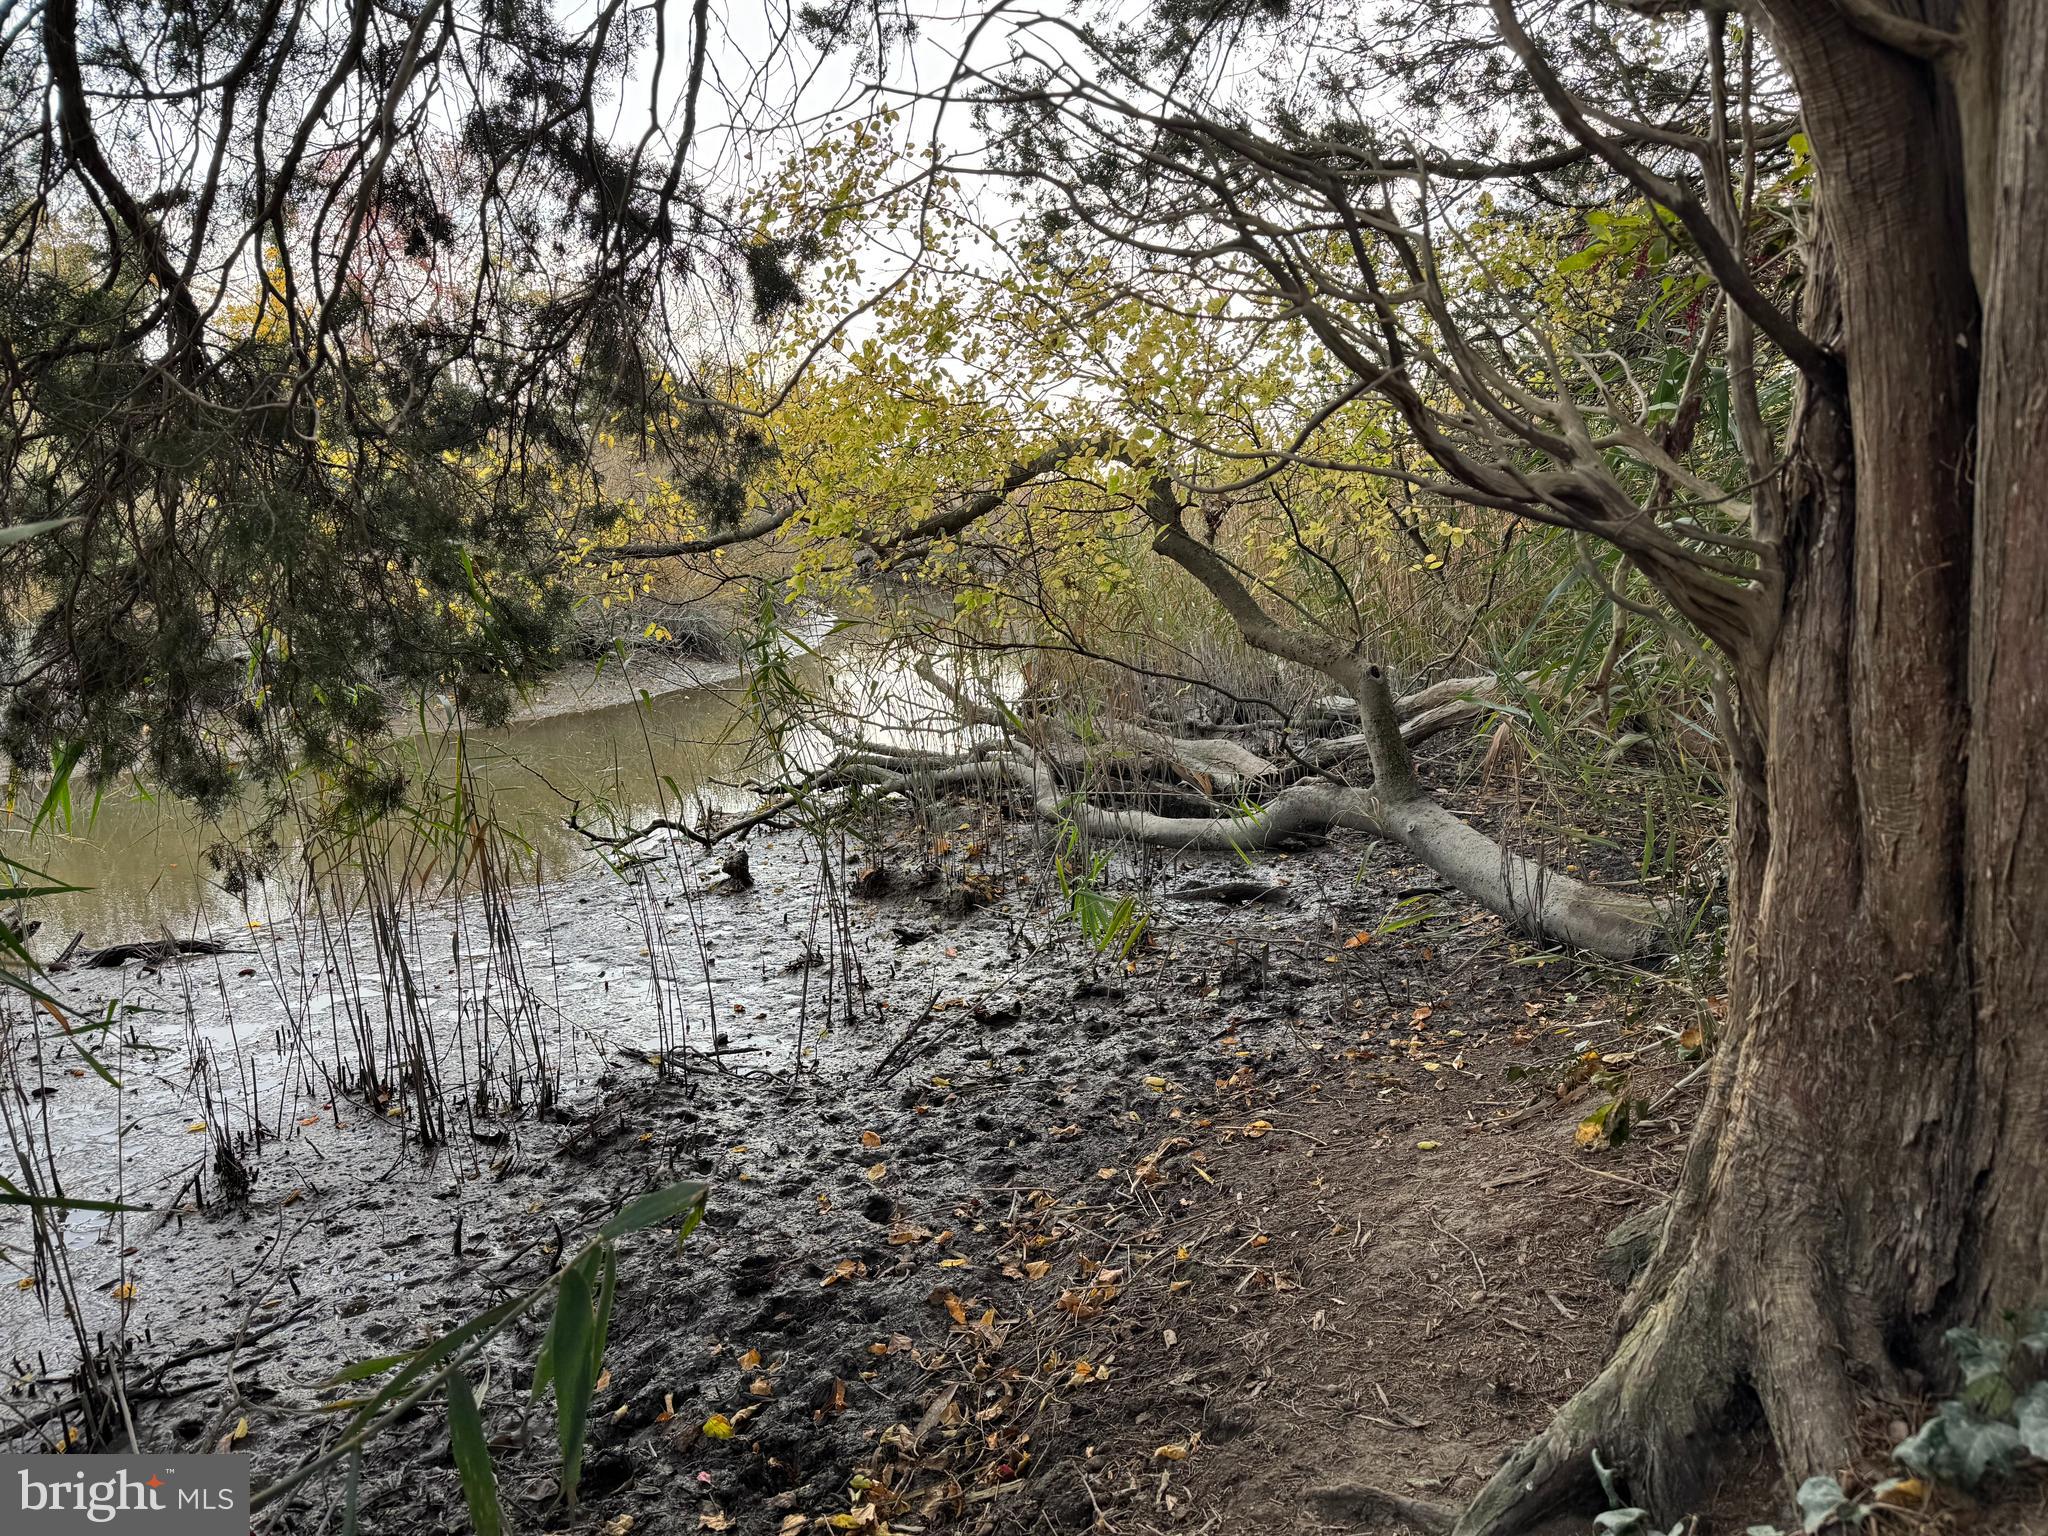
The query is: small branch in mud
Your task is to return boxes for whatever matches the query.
[565,792,801,853]
[50,936,239,971]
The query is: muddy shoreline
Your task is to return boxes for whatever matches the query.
[3,779,1737,1536]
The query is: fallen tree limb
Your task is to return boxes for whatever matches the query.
[816,732,1660,960]
[1138,491,1666,961]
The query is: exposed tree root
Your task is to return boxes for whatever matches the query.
[1439,1242,1868,1536]
[1308,1482,1457,1533]
[1450,1289,1738,1534]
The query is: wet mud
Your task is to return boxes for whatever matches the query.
[4,795,1712,1536]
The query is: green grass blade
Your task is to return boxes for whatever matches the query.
[446,1371,504,1536]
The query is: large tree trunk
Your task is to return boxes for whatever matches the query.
[1958,0,2048,1335]
[1454,8,2048,1529]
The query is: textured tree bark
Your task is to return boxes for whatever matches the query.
[1959,0,2048,1332]
[1451,7,2048,1530]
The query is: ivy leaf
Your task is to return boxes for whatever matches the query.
[2016,1381,2048,1460]
[1945,1326,2010,1384]
[1895,1401,2027,1488]
[2018,1306,2048,1359]
[1794,1475,1864,1532]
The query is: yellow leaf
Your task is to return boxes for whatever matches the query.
[1416,1141,1440,1151]
[1153,1443,1190,1461]
[702,1413,735,1440]
[231,1417,249,1442]
[112,1282,136,1300]
[865,1162,887,1182]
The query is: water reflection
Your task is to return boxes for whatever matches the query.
[6,633,998,946]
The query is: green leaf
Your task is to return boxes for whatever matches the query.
[2018,1305,2048,1358]
[2016,1381,2048,1460]
[321,1353,415,1387]
[1946,1326,2011,1385]
[1895,1400,2027,1488]
[1795,1474,1858,1532]
[338,1294,524,1440]
[598,1179,708,1239]
[0,1178,144,1215]
[63,1035,123,1090]
[590,1243,618,1381]
[341,1451,361,1536]
[530,1296,561,1404]
[446,1371,504,1536]
[551,1258,597,1506]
